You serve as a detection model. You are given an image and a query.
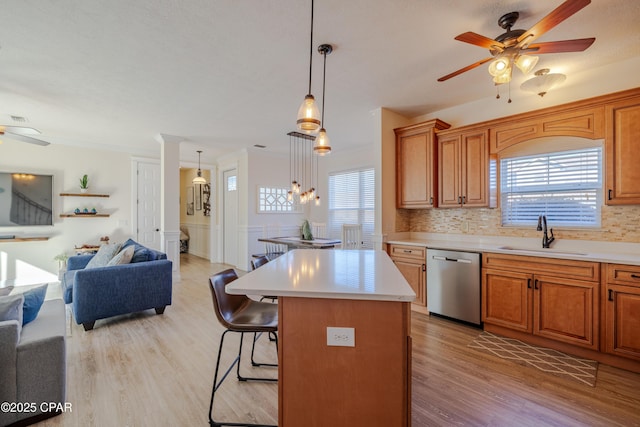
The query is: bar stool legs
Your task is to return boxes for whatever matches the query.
[208,330,278,427]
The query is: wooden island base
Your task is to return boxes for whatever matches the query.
[278,297,411,427]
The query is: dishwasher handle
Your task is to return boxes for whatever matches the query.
[432,255,472,264]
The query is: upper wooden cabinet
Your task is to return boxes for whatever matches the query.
[605,96,640,205]
[489,106,604,153]
[395,119,450,208]
[437,127,492,208]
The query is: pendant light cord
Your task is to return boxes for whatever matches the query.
[307,0,314,96]
[321,48,327,126]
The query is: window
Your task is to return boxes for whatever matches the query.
[226,175,237,192]
[257,186,299,213]
[328,168,374,248]
[500,147,602,228]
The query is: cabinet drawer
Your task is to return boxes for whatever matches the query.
[483,252,600,282]
[389,245,426,260]
[607,264,640,287]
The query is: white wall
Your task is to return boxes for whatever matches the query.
[0,139,137,285]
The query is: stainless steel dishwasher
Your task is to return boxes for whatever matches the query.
[426,248,481,326]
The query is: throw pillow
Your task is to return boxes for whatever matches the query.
[122,238,151,263]
[0,293,24,326]
[22,284,48,325]
[107,245,135,266]
[0,286,14,296]
[85,243,123,269]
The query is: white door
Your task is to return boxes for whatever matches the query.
[223,169,238,266]
[137,162,161,250]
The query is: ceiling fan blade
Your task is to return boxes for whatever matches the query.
[517,0,591,46]
[1,131,50,146]
[437,57,494,82]
[527,38,595,54]
[455,32,505,50]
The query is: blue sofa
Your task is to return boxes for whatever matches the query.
[61,241,172,331]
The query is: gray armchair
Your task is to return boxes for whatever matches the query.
[0,298,66,426]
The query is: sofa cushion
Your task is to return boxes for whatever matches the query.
[85,243,123,269]
[0,293,24,337]
[107,246,135,266]
[122,238,152,263]
[22,284,48,325]
[0,286,14,296]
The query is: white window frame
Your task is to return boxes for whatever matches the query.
[256,185,301,213]
[500,146,603,228]
[328,167,375,248]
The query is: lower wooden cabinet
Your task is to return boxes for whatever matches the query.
[482,253,600,350]
[389,244,426,308]
[604,264,640,362]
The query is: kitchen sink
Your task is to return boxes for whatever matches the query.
[497,246,588,256]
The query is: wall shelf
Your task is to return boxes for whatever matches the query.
[60,192,109,198]
[0,237,49,242]
[60,213,110,218]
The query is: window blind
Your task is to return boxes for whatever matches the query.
[328,168,375,248]
[501,147,602,227]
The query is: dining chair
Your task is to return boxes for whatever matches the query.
[208,269,278,427]
[341,224,363,249]
[251,256,277,304]
[311,222,327,239]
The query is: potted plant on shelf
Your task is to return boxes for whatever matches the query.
[79,174,89,193]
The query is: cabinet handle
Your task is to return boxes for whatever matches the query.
[429,197,433,205]
[462,195,466,204]
[608,289,614,301]
[527,278,532,289]
[631,274,640,280]
[403,250,412,253]
[422,264,426,272]
[608,189,612,200]
[534,279,539,290]
[458,196,462,204]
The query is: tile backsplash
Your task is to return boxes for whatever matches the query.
[397,205,640,243]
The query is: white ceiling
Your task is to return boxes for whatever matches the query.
[1,0,639,164]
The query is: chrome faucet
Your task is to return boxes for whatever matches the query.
[536,215,555,248]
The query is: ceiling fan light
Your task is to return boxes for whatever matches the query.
[492,66,512,84]
[520,68,566,97]
[515,55,539,74]
[488,57,510,77]
[296,94,321,133]
[313,128,331,155]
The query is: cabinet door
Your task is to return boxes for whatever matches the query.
[533,276,599,350]
[606,97,640,205]
[605,284,640,361]
[393,259,426,306]
[461,130,489,207]
[438,134,461,207]
[397,132,434,208]
[482,269,532,333]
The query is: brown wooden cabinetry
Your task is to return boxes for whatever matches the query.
[605,96,640,205]
[437,127,491,208]
[389,244,426,309]
[482,253,600,350]
[604,264,640,362]
[395,119,450,208]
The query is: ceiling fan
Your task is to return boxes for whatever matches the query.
[0,126,50,146]
[437,0,595,83]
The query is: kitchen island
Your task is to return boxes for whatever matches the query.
[226,249,415,427]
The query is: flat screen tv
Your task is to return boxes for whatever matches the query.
[0,172,53,226]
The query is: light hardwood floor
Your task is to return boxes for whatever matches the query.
[37,253,640,427]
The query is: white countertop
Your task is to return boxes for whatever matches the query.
[386,233,640,266]
[226,249,416,302]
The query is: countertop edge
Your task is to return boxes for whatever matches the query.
[386,239,640,266]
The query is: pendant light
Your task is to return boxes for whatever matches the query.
[314,43,332,155]
[296,0,321,133]
[193,150,207,184]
